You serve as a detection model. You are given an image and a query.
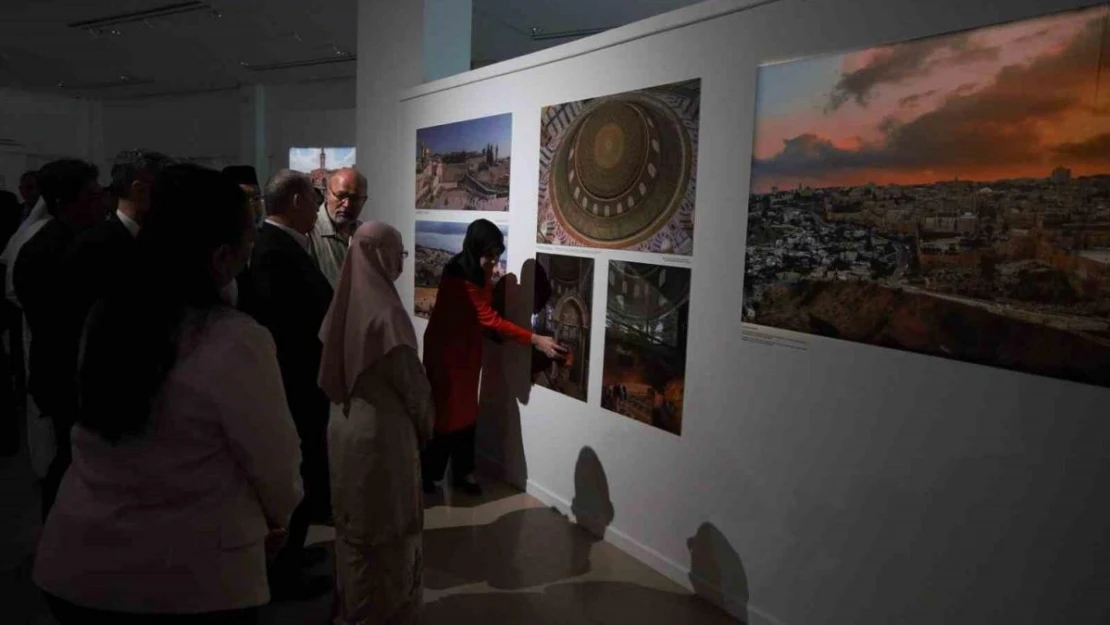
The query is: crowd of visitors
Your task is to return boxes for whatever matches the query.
[0,150,565,625]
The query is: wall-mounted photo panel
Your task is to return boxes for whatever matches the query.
[533,253,595,402]
[414,220,509,319]
[416,113,512,212]
[537,79,701,256]
[743,4,1110,388]
[289,147,356,188]
[602,260,690,436]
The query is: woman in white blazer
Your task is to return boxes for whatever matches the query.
[33,164,303,624]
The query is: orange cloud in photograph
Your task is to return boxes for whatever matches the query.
[751,4,1110,193]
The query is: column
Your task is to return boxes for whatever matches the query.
[355,0,424,225]
[238,84,267,180]
[422,0,472,82]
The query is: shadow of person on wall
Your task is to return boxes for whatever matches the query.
[571,446,615,539]
[472,258,547,492]
[688,522,750,623]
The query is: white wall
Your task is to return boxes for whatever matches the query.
[265,78,356,179]
[100,89,242,175]
[394,0,1110,624]
[98,79,357,183]
[0,87,99,191]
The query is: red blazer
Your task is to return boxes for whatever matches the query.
[423,275,532,433]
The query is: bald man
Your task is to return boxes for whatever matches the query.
[308,167,365,288]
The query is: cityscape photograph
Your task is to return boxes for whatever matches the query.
[289,146,356,189]
[416,113,512,211]
[744,5,1110,387]
[602,261,690,436]
[414,220,509,319]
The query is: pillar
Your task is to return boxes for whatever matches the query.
[355,0,424,226]
[423,0,473,82]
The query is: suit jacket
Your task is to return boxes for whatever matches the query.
[64,214,136,350]
[33,310,303,613]
[239,223,334,431]
[13,219,82,419]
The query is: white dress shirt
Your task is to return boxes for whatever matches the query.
[264,218,311,254]
[116,209,140,238]
[2,197,50,307]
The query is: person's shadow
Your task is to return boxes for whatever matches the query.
[422,448,745,624]
[688,522,750,623]
[473,259,547,490]
[422,446,609,591]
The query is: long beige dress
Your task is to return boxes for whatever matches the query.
[328,344,434,625]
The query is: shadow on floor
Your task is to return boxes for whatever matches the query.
[422,475,522,510]
[424,506,595,591]
[422,580,740,625]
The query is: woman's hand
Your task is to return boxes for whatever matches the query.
[531,334,567,359]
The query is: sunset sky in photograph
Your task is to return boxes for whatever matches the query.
[751,4,1110,193]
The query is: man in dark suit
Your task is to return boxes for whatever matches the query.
[13,159,104,517]
[238,168,333,599]
[65,150,172,328]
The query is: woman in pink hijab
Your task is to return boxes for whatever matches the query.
[318,221,434,625]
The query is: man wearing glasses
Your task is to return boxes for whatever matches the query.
[309,167,366,288]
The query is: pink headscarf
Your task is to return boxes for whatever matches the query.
[318,221,418,405]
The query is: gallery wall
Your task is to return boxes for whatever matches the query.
[390,0,1110,623]
[0,88,100,191]
[101,89,243,174]
[265,78,356,178]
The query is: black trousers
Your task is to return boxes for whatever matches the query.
[421,426,476,484]
[270,405,329,583]
[39,411,73,520]
[45,594,257,625]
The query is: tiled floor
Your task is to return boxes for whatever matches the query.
[2,432,738,624]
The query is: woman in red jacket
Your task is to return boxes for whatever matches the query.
[421,219,564,495]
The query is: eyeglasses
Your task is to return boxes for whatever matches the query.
[329,187,367,206]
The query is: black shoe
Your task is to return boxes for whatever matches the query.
[423,480,438,495]
[269,573,331,602]
[454,481,483,496]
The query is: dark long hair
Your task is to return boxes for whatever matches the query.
[78,164,248,443]
[444,218,504,287]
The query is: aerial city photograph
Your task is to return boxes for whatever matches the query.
[416,113,512,211]
[743,5,1110,387]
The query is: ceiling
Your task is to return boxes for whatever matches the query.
[0,0,358,99]
[0,0,701,100]
[471,0,702,66]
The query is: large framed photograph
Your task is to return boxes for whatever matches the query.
[743,5,1110,387]
[602,260,690,435]
[416,114,512,212]
[533,253,594,402]
[289,147,356,188]
[537,80,701,255]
